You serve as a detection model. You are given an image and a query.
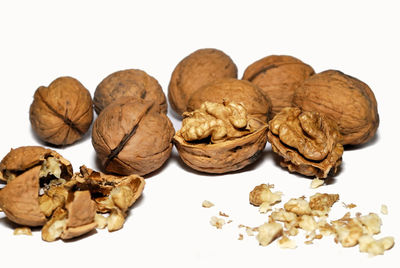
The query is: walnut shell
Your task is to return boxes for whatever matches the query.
[0,146,72,182]
[29,77,93,146]
[92,97,174,176]
[168,48,238,115]
[174,101,268,173]
[187,78,271,122]
[292,70,379,145]
[242,55,315,117]
[267,107,343,178]
[94,69,167,114]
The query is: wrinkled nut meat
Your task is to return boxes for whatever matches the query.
[92,97,174,176]
[187,78,271,122]
[168,48,238,115]
[173,101,268,173]
[249,184,282,213]
[94,69,167,114]
[242,55,315,117]
[0,146,72,226]
[292,70,379,145]
[267,107,344,178]
[29,76,93,146]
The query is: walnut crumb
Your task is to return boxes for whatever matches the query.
[381,204,388,215]
[278,236,297,249]
[202,200,214,208]
[219,211,229,217]
[238,234,244,240]
[227,220,233,224]
[343,202,357,209]
[256,222,283,246]
[210,216,225,229]
[310,178,324,189]
[13,227,32,236]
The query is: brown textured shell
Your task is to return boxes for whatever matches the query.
[174,119,268,174]
[242,55,315,117]
[29,77,93,146]
[0,146,72,182]
[187,78,271,122]
[267,107,343,178]
[0,166,47,226]
[292,70,379,145]
[92,97,174,176]
[168,48,238,115]
[94,69,167,114]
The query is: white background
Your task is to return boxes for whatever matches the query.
[0,0,399,267]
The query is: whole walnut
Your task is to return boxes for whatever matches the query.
[292,70,379,145]
[92,97,175,176]
[174,101,268,174]
[93,69,167,114]
[168,48,238,115]
[187,78,271,122]
[29,77,93,146]
[242,55,315,117]
[267,107,343,178]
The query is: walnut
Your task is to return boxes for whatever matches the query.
[381,204,388,215]
[284,198,312,216]
[94,69,167,114]
[173,101,268,173]
[267,107,344,178]
[29,76,93,146]
[293,70,379,145]
[168,48,238,115]
[187,78,271,122]
[0,146,72,226]
[309,193,339,217]
[358,235,394,256]
[13,227,32,236]
[278,236,297,249]
[242,55,315,117]
[256,222,283,246]
[210,216,225,229]
[92,97,174,176]
[249,184,282,213]
[202,200,214,208]
[310,178,324,189]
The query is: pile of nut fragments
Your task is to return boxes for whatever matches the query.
[0,47,390,253]
[205,184,394,256]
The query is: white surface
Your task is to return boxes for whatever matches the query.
[0,0,399,267]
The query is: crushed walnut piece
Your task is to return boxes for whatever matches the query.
[210,216,225,229]
[238,234,244,240]
[256,222,283,246]
[310,178,324,189]
[219,211,229,217]
[358,235,395,256]
[381,204,388,215]
[278,236,297,249]
[249,184,282,214]
[202,200,214,208]
[13,227,32,236]
[343,202,357,209]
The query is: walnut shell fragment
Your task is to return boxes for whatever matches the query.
[187,79,271,122]
[29,76,93,146]
[242,55,315,117]
[94,69,167,114]
[174,101,268,173]
[92,97,175,176]
[292,70,379,145]
[168,48,238,115]
[267,107,344,178]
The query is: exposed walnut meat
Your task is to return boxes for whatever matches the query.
[309,193,339,217]
[174,101,268,174]
[181,101,253,143]
[210,216,225,229]
[358,235,395,256]
[298,215,317,232]
[202,200,214,208]
[381,204,388,215]
[94,69,167,114]
[29,76,93,146]
[310,178,324,189]
[242,55,315,117]
[41,191,97,242]
[270,208,297,223]
[256,222,283,246]
[249,184,282,213]
[187,78,271,122]
[168,48,238,115]
[39,185,68,217]
[14,227,32,236]
[359,213,381,235]
[94,213,108,229]
[293,70,379,145]
[284,198,312,216]
[107,209,126,232]
[278,236,297,249]
[267,107,344,178]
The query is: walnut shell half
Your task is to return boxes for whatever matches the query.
[242,55,315,117]
[92,97,174,176]
[168,48,238,115]
[267,107,343,178]
[94,69,167,114]
[292,70,379,145]
[29,76,93,146]
[174,101,268,173]
[187,78,271,122]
